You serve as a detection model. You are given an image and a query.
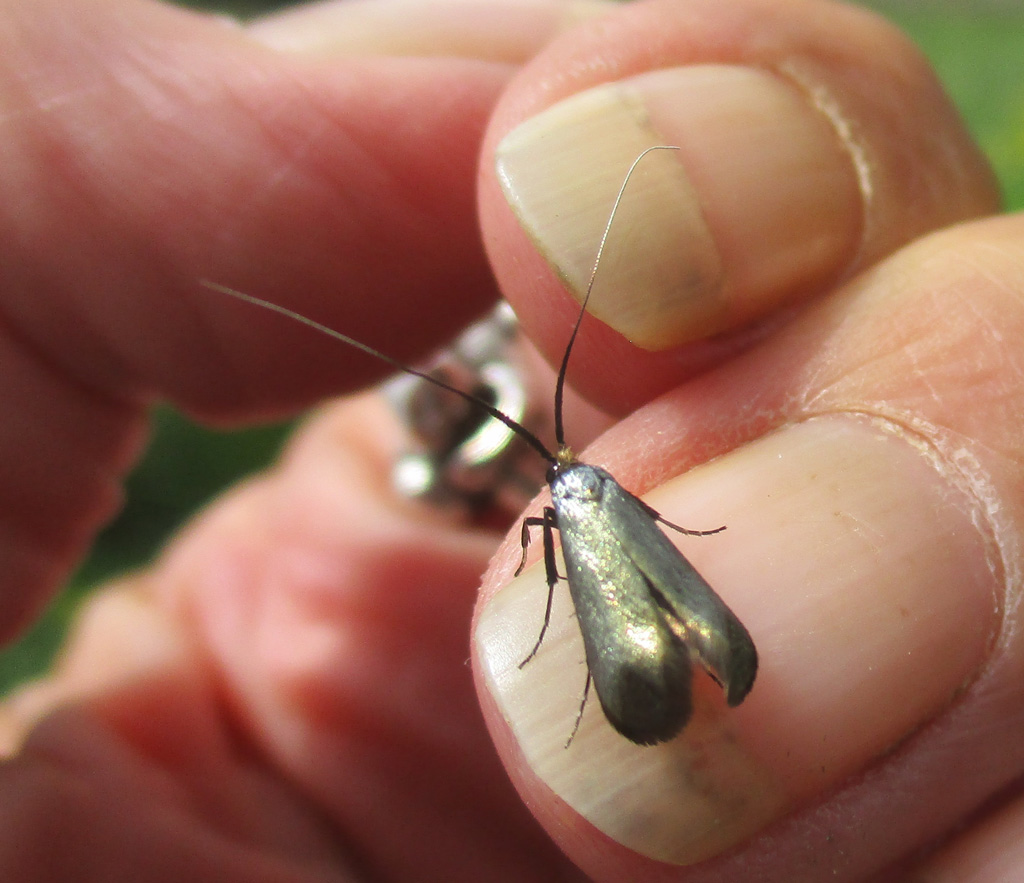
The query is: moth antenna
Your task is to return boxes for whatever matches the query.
[553,145,681,449]
[201,280,557,464]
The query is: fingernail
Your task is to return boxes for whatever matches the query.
[248,0,611,60]
[495,66,862,349]
[475,416,996,864]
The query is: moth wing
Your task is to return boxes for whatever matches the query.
[602,480,758,707]
[554,483,693,745]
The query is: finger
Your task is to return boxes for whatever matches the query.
[474,212,1024,880]
[0,0,588,641]
[0,392,586,880]
[4,0,506,415]
[0,585,385,880]
[478,0,1000,413]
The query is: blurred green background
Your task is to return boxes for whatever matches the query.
[1,0,1022,693]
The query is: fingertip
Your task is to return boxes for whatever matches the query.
[479,0,999,412]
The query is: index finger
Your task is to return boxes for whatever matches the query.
[0,0,592,641]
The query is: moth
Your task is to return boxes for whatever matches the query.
[206,146,757,745]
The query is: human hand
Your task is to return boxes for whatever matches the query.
[0,1,1017,881]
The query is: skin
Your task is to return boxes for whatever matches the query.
[0,0,1018,880]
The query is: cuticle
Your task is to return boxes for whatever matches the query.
[772,60,871,276]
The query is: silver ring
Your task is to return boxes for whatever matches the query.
[384,302,549,515]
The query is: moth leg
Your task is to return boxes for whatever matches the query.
[514,515,545,576]
[565,669,593,748]
[634,496,726,537]
[518,507,559,667]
